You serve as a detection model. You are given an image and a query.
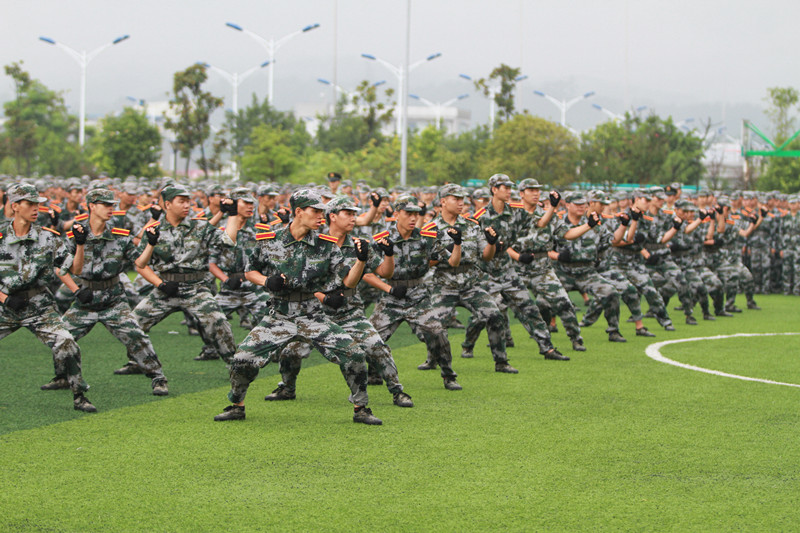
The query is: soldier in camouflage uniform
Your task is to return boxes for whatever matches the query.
[265,195,414,407]
[364,194,465,390]
[129,185,239,372]
[42,188,169,396]
[214,189,381,425]
[0,183,96,413]
[745,192,773,294]
[782,195,800,295]
[463,174,564,358]
[716,196,760,312]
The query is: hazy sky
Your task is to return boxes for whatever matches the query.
[2,0,798,135]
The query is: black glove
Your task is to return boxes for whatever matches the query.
[748,215,758,224]
[157,281,179,298]
[49,211,59,228]
[150,205,163,220]
[697,209,707,219]
[618,213,630,227]
[587,213,601,228]
[220,199,238,216]
[377,239,394,256]
[557,249,571,262]
[322,291,346,309]
[549,190,561,208]
[646,254,659,265]
[484,228,498,245]
[370,192,381,208]
[277,209,290,224]
[630,209,641,221]
[75,287,93,304]
[73,224,88,245]
[760,207,768,218]
[673,218,683,230]
[223,273,244,290]
[715,205,724,214]
[448,227,462,245]
[146,226,160,246]
[4,293,27,312]
[266,275,285,291]
[354,238,369,261]
[389,286,407,299]
[519,252,534,264]
[634,233,646,244]
[418,203,427,217]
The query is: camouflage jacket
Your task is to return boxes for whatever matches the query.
[0,222,69,294]
[781,212,800,250]
[385,224,445,281]
[330,233,383,312]
[553,212,611,271]
[428,214,485,288]
[210,221,270,278]
[143,215,231,274]
[748,210,775,249]
[512,205,554,254]
[474,201,518,277]
[669,225,704,269]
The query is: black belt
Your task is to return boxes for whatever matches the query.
[616,248,641,255]
[160,271,207,283]
[670,250,692,258]
[80,277,120,290]
[443,265,472,274]
[341,288,357,297]
[644,243,667,251]
[273,292,317,302]
[11,286,48,299]
[525,251,551,260]
[560,261,594,267]
[388,277,424,288]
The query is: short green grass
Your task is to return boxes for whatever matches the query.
[2,295,800,531]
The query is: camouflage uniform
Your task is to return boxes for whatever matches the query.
[747,206,773,294]
[718,206,757,310]
[668,206,714,317]
[781,207,800,295]
[641,209,695,318]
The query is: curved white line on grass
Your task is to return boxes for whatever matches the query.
[645,332,800,388]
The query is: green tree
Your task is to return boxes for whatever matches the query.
[478,114,578,186]
[316,81,395,153]
[764,87,799,143]
[240,124,303,182]
[89,107,161,178]
[163,64,223,177]
[474,64,522,126]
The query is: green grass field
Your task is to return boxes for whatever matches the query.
[2,295,800,531]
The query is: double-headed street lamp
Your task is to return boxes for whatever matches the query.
[459,73,528,131]
[533,90,595,127]
[361,51,441,186]
[201,60,270,114]
[409,93,469,130]
[592,103,648,122]
[317,78,386,110]
[39,34,131,147]
[225,21,320,105]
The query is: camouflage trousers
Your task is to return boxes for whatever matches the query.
[120,272,142,308]
[522,260,582,343]
[53,282,76,314]
[0,293,88,395]
[615,261,673,326]
[275,305,403,396]
[647,258,695,316]
[782,251,800,295]
[133,282,236,362]
[555,265,621,333]
[227,299,368,406]
[717,258,756,309]
[699,265,726,313]
[463,276,554,354]
[216,288,269,329]
[62,298,166,384]
[369,286,457,379]
[425,283,508,364]
[673,262,711,314]
[583,267,643,326]
[748,247,771,294]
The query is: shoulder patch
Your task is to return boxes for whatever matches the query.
[192,215,208,221]
[422,221,437,231]
[509,202,524,209]
[318,234,338,243]
[50,204,62,213]
[662,209,674,215]
[38,206,50,213]
[144,220,161,230]
[473,207,487,219]
[643,215,654,221]
[255,232,276,240]
[112,210,127,216]
[726,219,735,225]
[420,230,438,238]
[602,214,614,219]
[254,223,271,231]
[42,226,61,236]
[384,217,397,222]
[66,231,74,239]
[137,205,150,211]
[731,214,741,220]
[111,227,131,236]
[373,230,390,241]
[0,232,3,239]
[74,213,89,222]
[269,217,284,226]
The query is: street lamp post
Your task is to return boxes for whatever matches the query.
[317,78,386,113]
[409,93,469,130]
[533,90,595,127]
[225,21,320,105]
[459,73,527,131]
[592,103,648,122]
[201,60,270,114]
[361,51,441,186]
[39,34,130,147]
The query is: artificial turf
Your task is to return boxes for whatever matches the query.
[1,295,800,531]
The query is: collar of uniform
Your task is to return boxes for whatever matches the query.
[389,225,420,242]
[339,233,354,248]
[487,201,511,218]
[89,224,115,241]
[5,224,38,245]
[280,226,315,247]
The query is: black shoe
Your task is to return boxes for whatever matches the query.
[461,348,474,358]
[747,302,761,310]
[643,310,656,319]
[113,362,143,375]
[636,327,656,338]
[447,318,465,329]
[549,323,559,333]
[367,375,384,386]
[392,392,414,407]
[187,327,201,336]
[152,380,169,396]
[716,310,733,317]
[544,349,570,361]
[214,405,245,421]
[353,406,382,425]
[703,313,716,321]
[685,315,698,325]
[41,377,70,390]
[417,361,437,370]
[443,378,463,391]
[664,325,676,331]
[608,331,627,343]
[626,316,636,323]
[194,352,220,361]
[489,340,515,348]
[727,306,743,314]
[73,394,97,413]
[673,306,685,311]
[264,386,296,401]
[572,339,587,352]
[495,362,520,373]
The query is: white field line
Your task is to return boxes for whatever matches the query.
[645,332,800,388]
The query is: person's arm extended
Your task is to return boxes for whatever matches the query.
[363,272,392,293]
[135,264,163,288]
[57,270,80,293]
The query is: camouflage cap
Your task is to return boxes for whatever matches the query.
[65,177,83,191]
[517,178,543,191]
[319,187,335,200]
[325,195,359,215]
[393,194,423,212]
[85,188,116,204]
[438,183,468,199]
[717,195,731,207]
[665,182,681,196]
[471,187,491,200]
[372,187,390,199]
[632,188,652,200]
[206,184,225,196]
[587,190,611,205]
[230,187,256,204]
[488,173,514,189]
[257,184,278,197]
[340,179,353,188]
[648,186,666,200]
[121,181,141,195]
[327,171,342,182]
[161,185,191,202]
[7,183,48,204]
[290,188,327,211]
[565,191,587,205]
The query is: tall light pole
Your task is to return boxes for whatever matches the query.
[39,34,130,147]
[592,103,647,122]
[361,49,441,186]
[459,73,527,131]
[201,60,270,114]
[317,78,386,112]
[409,93,469,130]
[533,90,595,127]
[225,21,320,106]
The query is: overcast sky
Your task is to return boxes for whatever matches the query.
[2,0,798,137]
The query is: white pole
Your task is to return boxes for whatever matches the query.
[268,43,275,105]
[79,51,87,147]
[400,0,411,187]
[232,72,239,114]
